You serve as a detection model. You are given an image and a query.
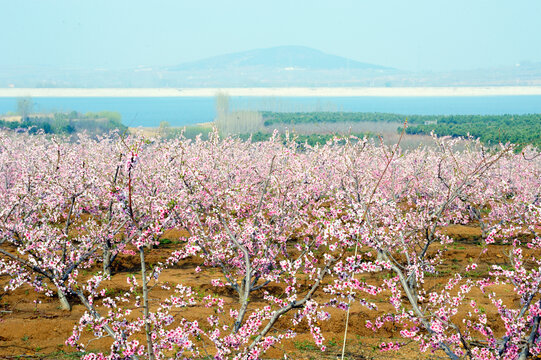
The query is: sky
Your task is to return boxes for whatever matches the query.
[1,0,540,72]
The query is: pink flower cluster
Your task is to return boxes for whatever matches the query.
[1,130,540,359]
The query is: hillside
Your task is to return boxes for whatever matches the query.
[169,45,391,71]
[1,48,540,88]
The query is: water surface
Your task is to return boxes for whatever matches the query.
[1,96,540,127]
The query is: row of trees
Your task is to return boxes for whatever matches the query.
[238,131,373,146]
[261,111,541,148]
[405,114,541,148]
[0,111,126,135]
[0,130,540,359]
[262,111,541,127]
[261,111,412,125]
[1,97,126,135]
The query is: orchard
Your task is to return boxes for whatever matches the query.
[0,129,540,359]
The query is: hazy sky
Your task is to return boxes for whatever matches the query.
[2,0,540,72]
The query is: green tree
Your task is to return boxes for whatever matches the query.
[17,96,34,121]
[158,121,172,137]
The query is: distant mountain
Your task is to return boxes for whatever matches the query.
[169,46,391,71]
[2,47,540,88]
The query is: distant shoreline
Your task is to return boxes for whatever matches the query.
[2,87,541,98]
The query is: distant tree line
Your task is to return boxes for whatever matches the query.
[404,113,541,148]
[238,131,373,147]
[154,124,371,146]
[157,121,213,140]
[0,110,126,135]
[261,111,410,126]
[262,111,541,148]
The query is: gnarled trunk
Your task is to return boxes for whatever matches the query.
[57,288,71,311]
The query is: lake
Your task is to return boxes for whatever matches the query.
[1,95,541,127]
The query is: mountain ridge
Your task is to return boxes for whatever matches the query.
[169,46,392,71]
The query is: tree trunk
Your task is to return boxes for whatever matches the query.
[140,247,155,360]
[57,288,71,311]
[103,244,112,277]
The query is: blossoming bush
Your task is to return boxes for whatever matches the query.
[0,130,540,359]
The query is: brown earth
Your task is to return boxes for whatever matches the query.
[0,225,537,359]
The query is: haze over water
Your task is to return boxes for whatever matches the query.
[1,96,540,127]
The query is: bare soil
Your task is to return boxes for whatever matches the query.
[0,225,533,359]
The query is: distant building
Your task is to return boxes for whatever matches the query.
[424,120,438,125]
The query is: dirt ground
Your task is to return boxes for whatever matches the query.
[0,225,535,359]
